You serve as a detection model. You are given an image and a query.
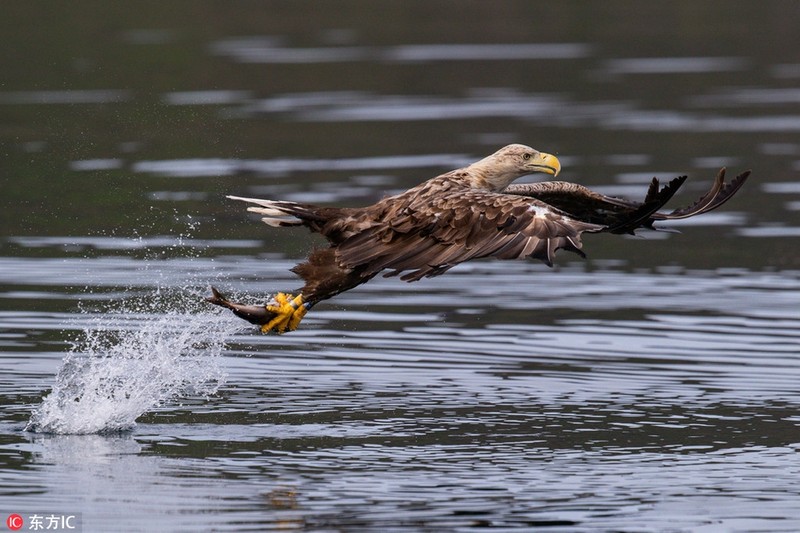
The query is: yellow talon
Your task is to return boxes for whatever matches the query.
[261,293,307,334]
[288,302,307,331]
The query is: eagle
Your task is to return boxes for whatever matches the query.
[207,144,749,333]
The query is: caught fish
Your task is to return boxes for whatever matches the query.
[206,286,276,327]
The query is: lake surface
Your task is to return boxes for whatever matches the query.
[2,2,800,531]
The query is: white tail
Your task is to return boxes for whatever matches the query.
[227,195,304,227]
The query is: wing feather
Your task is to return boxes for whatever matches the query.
[335,184,604,280]
[653,169,750,220]
[504,168,750,229]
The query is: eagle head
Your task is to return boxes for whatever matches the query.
[470,144,561,191]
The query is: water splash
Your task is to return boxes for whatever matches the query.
[26,289,238,434]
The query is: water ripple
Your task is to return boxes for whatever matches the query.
[0,90,131,105]
[129,152,470,178]
[209,39,592,64]
[604,56,749,75]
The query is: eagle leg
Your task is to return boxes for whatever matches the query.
[261,292,309,334]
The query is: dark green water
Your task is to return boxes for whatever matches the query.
[2,2,800,531]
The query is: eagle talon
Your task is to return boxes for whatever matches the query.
[261,292,307,334]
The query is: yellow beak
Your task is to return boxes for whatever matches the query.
[534,152,561,177]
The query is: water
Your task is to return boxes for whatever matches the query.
[26,289,232,435]
[2,2,800,531]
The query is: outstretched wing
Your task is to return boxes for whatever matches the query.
[334,187,605,282]
[503,176,685,231]
[504,168,750,230]
[652,168,750,220]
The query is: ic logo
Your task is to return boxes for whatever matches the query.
[6,514,23,531]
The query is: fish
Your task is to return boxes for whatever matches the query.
[205,286,275,327]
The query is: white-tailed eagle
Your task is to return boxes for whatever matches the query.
[207,144,749,333]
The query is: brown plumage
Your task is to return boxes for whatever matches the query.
[207,144,750,333]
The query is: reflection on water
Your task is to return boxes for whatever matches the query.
[2,0,800,530]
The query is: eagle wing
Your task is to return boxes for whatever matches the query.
[334,185,605,282]
[504,168,750,230]
[652,168,750,220]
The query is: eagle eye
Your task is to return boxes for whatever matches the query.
[523,153,532,161]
